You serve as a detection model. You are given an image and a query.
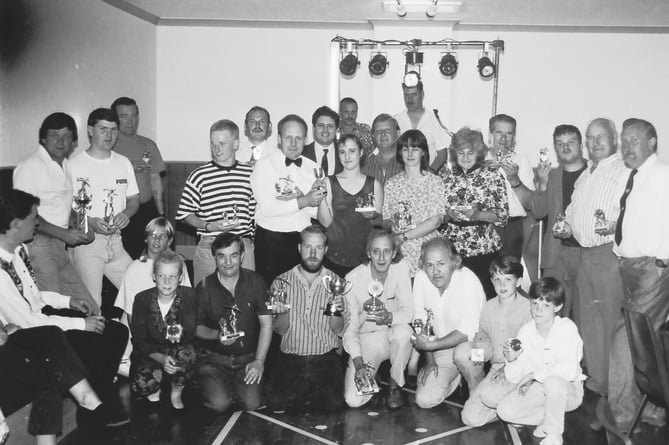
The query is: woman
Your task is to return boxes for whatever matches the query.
[382,129,446,277]
[317,134,383,277]
[115,217,192,376]
[130,251,197,409]
[440,127,508,299]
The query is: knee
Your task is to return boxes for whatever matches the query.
[461,400,488,427]
[203,395,232,414]
[105,320,129,344]
[453,342,472,368]
[345,392,369,408]
[390,324,412,345]
[415,389,441,409]
[543,375,567,395]
[496,396,519,423]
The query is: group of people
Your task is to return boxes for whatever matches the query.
[0,71,667,445]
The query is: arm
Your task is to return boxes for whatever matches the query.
[413,329,468,352]
[150,173,165,215]
[430,148,449,173]
[273,312,290,335]
[317,178,334,227]
[250,161,306,217]
[341,286,363,358]
[389,261,414,325]
[401,215,442,241]
[245,314,273,384]
[36,215,94,246]
[113,194,140,230]
[129,294,160,357]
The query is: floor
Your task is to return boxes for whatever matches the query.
[57,375,668,445]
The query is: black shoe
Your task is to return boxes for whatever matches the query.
[387,387,406,409]
[77,404,130,430]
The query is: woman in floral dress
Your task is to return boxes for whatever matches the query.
[382,129,446,277]
[440,127,508,299]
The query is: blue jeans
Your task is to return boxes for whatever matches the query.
[196,351,261,413]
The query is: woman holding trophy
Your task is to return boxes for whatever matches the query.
[317,134,383,278]
[382,130,446,277]
[129,251,197,409]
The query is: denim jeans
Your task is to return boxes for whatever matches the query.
[196,351,261,413]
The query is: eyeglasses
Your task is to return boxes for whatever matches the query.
[156,273,180,283]
[149,233,170,242]
[373,129,394,136]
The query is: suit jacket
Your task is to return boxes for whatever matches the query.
[528,167,563,269]
[303,142,342,176]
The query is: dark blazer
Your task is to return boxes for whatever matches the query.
[528,167,563,269]
[303,142,342,176]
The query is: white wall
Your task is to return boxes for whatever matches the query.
[157,23,669,165]
[0,0,156,167]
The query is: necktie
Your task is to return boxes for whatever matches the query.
[615,168,638,245]
[285,157,303,167]
[321,149,329,175]
[250,146,257,162]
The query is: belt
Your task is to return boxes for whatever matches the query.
[508,216,524,222]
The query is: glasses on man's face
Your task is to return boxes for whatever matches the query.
[156,273,180,283]
[149,233,170,242]
[374,129,394,136]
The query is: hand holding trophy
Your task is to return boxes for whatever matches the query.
[354,362,380,396]
[363,279,385,322]
[267,278,291,312]
[73,178,92,233]
[321,275,351,317]
[218,305,245,344]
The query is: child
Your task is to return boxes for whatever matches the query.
[130,251,198,409]
[476,277,585,445]
[459,255,531,426]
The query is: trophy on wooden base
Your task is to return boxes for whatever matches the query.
[321,275,351,317]
[267,278,291,311]
[219,305,245,342]
[354,362,380,396]
[363,280,385,322]
[72,178,92,233]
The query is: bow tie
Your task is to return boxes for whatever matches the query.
[285,157,303,167]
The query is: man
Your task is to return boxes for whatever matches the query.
[609,118,669,428]
[237,105,276,166]
[177,119,256,284]
[339,97,373,157]
[529,124,587,324]
[194,232,272,413]
[251,114,326,285]
[394,71,450,172]
[303,106,342,176]
[411,237,485,409]
[111,97,166,259]
[66,108,138,308]
[485,114,535,259]
[0,189,129,424]
[267,225,345,413]
[362,114,404,187]
[342,230,413,409]
[554,118,628,397]
[13,112,99,314]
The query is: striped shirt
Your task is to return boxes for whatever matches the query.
[362,149,404,187]
[565,154,629,247]
[176,161,256,237]
[273,265,341,355]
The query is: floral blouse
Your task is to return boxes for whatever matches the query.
[440,164,508,257]
[383,172,447,276]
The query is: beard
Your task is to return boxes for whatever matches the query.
[301,257,323,273]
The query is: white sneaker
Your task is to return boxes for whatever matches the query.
[170,385,184,410]
[539,434,563,445]
[117,359,130,378]
[147,389,161,403]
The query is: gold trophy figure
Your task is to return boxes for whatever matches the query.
[354,362,380,396]
[363,279,385,322]
[102,189,118,227]
[142,149,153,170]
[221,204,240,229]
[594,209,608,234]
[552,211,567,235]
[218,305,245,343]
[539,147,550,165]
[393,201,415,233]
[267,278,291,311]
[411,318,424,336]
[321,275,351,317]
[275,176,299,199]
[424,309,436,341]
[355,193,376,213]
[165,319,184,344]
[72,178,92,233]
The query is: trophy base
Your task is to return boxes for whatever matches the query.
[355,207,376,213]
[355,379,380,396]
[266,303,291,310]
[221,219,240,228]
[220,331,245,343]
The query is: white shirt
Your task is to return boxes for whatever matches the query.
[613,153,669,258]
[485,150,535,217]
[313,142,337,176]
[412,267,485,341]
[250,150,318,232]
[13,146,73,228]
[0,245,85,331]
[65,150,139,219]
[237,138,278,164]
[504,316,585,384]
[565,154,629,247]
[394,108,451,166]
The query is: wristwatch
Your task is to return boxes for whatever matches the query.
[401,233,408,242]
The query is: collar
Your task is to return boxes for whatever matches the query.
[212,160,239,171]
[36,145,68,167]
[0,245,15,263]
[636,152,659,175]
[452,163,483,175]
[587,153,618,171]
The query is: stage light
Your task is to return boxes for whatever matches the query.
[395,0,408,17]
[339,42,359,76]
[438,52,458,77]
[426,0,438,17]
[369,46,388,76]
[477,54,495,78]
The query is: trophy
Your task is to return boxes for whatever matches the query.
[363,279,385,322]
[509,338,522,352]
[221,204,240,229]
[393,201,415,233]
[72,177,92,233]
[552,212,567,235]
[314,167,326,191]
[102,189,117,226]
[470,347,485,364]
[321,275,351,317]
[594,209,607,234]
[267,278,291,311]
[354,362,380,396]
[496,149,504,163]
[275,176,298,198]
[424,309,436,341]
[411,318,424,336]
[355,193,376,213]
[165,318,183,344]
[218,304,245,342]
[539,147,550,165]
[142,149,153,170]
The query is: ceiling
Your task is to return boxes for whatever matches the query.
[103,0,669,30]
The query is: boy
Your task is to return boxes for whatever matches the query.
[476,277,585,445]
[459,255,531,426]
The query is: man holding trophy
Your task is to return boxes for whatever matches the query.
[65,108,139,309]
[342,230,413,409]
[194,233,272,413]
[266,225,346,413]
